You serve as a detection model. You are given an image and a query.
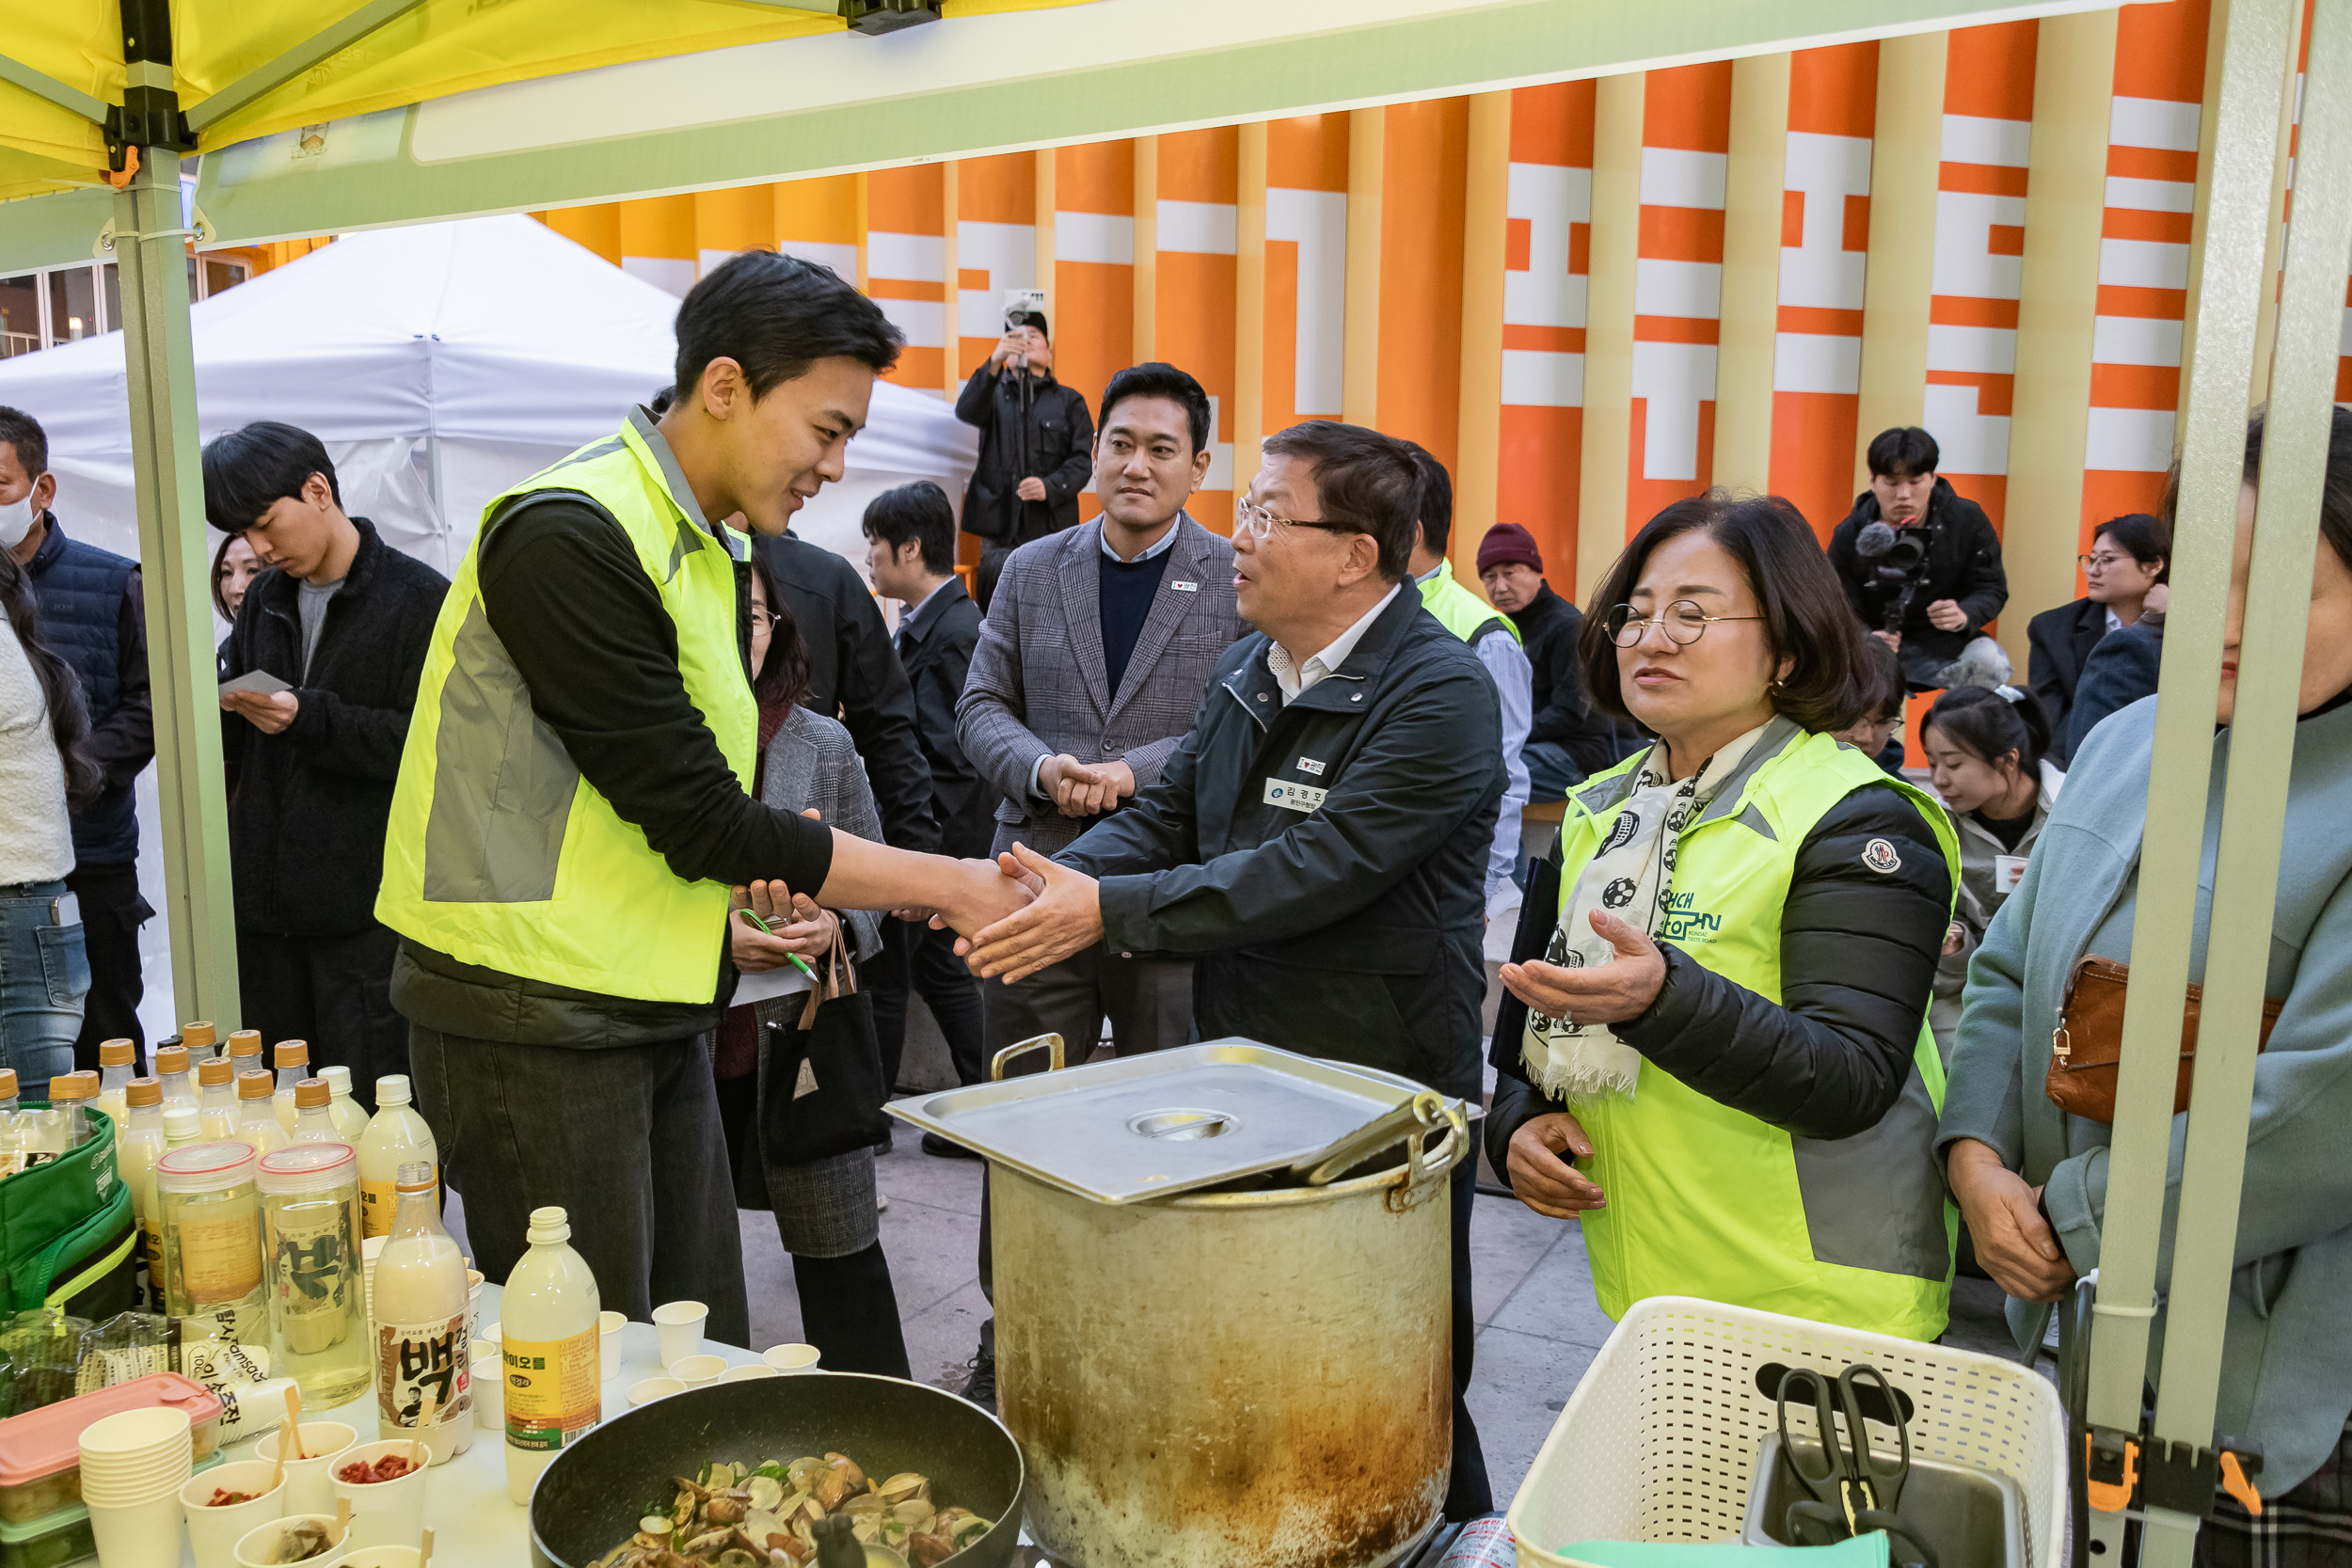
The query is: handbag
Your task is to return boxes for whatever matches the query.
[759,918,892,1164]
[2045,956,2283,1123]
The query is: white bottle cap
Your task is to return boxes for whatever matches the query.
[321,1066,354,1096]
[526,1206,569,1243]
[162,1106,200,1141]
[376,1074,413,1107]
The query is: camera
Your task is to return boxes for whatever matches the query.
[1854,519,1931,634]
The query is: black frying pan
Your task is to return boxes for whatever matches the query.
[529,1371,1026,1568]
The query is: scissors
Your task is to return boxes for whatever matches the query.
[1776,1364,1939,1568]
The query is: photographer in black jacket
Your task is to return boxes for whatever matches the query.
[1826,426,2010,691]
[954,311,1093,612]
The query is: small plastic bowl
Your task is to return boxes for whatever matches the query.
[627,1377,683,1408]
[762,1343,822,1374]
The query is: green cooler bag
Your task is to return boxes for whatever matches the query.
[0,1109,138,1318]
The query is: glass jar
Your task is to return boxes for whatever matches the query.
[157,1142,267,1350]
[256,1143,370,1408]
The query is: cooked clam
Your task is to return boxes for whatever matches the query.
[607,1454,987,1568]
[746,1474,787,1513]
[874,1473,930,1507]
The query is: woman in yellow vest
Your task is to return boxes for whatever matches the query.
[1484,490,1962,1342]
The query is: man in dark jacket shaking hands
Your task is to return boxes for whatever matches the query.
[959,419,1502,1520]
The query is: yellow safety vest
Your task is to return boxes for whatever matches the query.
[1419,569,1522,646]
[1547,722,1961,1340]
[375,412,755,1004]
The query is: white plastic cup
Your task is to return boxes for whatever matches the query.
[477,1320,500,1355]
[341,1549,423,1568]
[599,1309,626,1379]
[467,1270,485,1341]
[651,1300,707,1367]
[80,1406,194,1497]
[330,1439,430,1547]
[234,1513,351,1568]
[627,1376,683,1407]
[87,1491,185,1568]
[722,1362,779,1382]
[667,1354,726,1389]
[762,1343,822,1375]
[256,1419,358,1518]
[182,1460,288,1568]
[471,1351,502,1430]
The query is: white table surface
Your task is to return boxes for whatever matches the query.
[179,1280,771,1567]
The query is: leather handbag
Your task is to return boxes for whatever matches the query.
[2046,955,2282,1123]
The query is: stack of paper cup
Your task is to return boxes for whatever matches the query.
[80,1406,195,1568]
[361,1236,388,1324]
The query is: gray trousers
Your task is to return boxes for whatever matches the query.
[408,1025,750,1348]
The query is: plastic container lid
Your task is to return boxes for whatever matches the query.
[97,1040,134,1069]
[226,1031,262,1058]
[47,1076,92,1103]
[526,1206,570,1243]
[155,1142,257,1196]
[181,1022,217,1052]
[0,1375,223,1488]
[321,1067,353,1095]
[273,1040,309,1068]
[197,1057,231,1087]
[236,1070,273,1101]
[256,1142,356,1195]
[151,1046,188,1076]
[294,1080,329,1110]
[124,1079,161,1109]
[375,1074,413,1108]
[161,1107,199,1141]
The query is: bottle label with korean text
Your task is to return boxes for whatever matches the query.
[502,1329,597,1452]
[378,1310,469,1430]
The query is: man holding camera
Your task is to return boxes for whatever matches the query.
[956,310,1094,613]
[1827,426,2010,691]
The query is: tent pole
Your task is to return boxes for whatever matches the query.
[111,148,241,1030]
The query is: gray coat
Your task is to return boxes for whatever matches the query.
[1937,695,2352,1494]
[758,704,884,965]
[956,515,1245,858]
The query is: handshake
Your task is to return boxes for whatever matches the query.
[1039,753,1135,818]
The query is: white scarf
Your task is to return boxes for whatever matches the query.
[1520,722,1772,1102]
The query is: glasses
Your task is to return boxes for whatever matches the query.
[1234,497,1356,542]
[1605,601,1766,647]
[748,607,784,634]
[2076,552,2133,571]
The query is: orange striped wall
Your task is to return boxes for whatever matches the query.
[956,153,1036,381]
[1499,81,1594,587]
[1156,127,1241,533]
[866,166,947,394]
[1055,140,1134,523]
[1627,62,1732,533]
[1375,99,1470,476]
[1264,115,1352,436]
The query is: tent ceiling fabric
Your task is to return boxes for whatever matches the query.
[0,0,2124,266]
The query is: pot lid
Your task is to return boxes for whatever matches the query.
[885,1038,1468,1204]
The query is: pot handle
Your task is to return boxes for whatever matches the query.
[990,1033,1067,1082]
[1300,1090,1468,1195]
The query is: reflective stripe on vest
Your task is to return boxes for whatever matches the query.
[375,412,755,1005]
[1419,570,1521,646]
[1550,720,1962,1342]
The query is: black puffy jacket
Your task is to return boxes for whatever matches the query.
[1826,479,2007,665]
[1484,777,1950,1180]
[954,364,1094,547]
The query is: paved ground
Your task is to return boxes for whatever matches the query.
[447,1129,2018,1512]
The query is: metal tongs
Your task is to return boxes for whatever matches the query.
[1777,1364,1941,1568]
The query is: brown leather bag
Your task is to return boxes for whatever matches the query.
[2046,955,2283,1123]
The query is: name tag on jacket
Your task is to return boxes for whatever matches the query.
[1263,778,1328,813]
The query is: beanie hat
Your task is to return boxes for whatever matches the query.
[1009,309,1050,341]
[1477,522,1544,577]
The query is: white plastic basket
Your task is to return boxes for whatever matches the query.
[1507,1296,2066,1568]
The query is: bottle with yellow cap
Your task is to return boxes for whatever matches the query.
[272,1041,310,1134]
[226,1030,263,1072]
[319,1067,370,1142]
[501,1205,598,1502]
[0,1069,20,1176]
[358,1076,437,1239]
[119,1078,168,1309]
[289,1080,342,1146]
[234,1070,288,1157]
[151,1044,196,1110]
[28,1074,99,1164]
[94,1039,135,1139]
[162,1105,202,1149]
[197,1057,240,1142]
[180,1022,217,1055]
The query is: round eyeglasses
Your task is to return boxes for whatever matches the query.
[2076,552,2132,571]
[1234,497,1356,542]
[1605,600,1767,647]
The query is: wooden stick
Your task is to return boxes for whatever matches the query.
[421,1528,435,1566]
[334,1497,350,1544]
[266,1416,286,1498]
[283,1385,306,1460]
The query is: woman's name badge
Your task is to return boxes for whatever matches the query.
[1263,778,1327,813]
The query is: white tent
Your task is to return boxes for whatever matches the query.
[0,213,977,1041]
[0,213,978,578]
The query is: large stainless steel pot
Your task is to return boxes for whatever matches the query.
[992,1086,1469,1568]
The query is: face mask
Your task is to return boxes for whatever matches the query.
[0,493,35,551]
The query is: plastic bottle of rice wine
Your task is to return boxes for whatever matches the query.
[501,1206,599,1503]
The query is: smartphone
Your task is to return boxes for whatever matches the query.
[734,908,772,934]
